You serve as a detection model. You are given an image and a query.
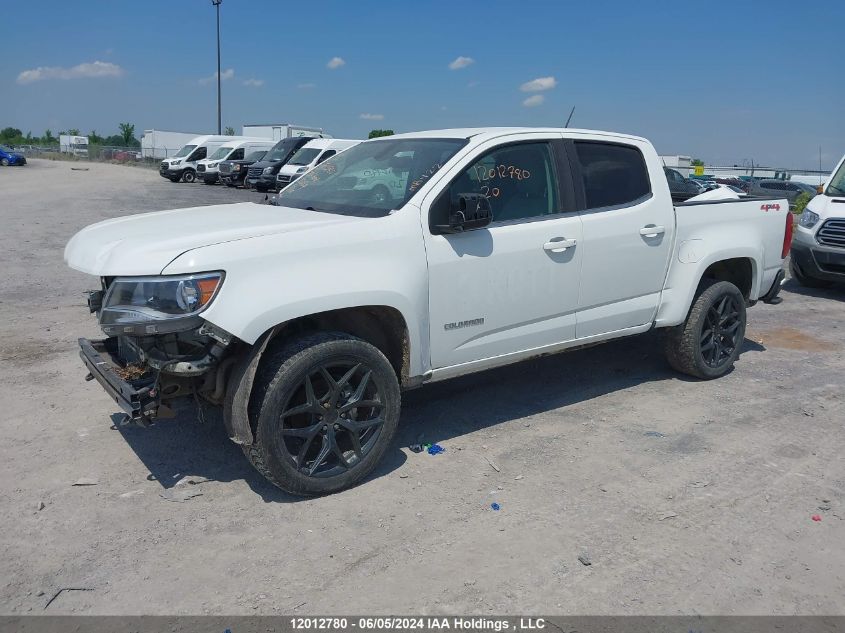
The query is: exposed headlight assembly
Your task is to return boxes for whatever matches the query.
[263,166,274,174]
[799,209,820,229]
[99,272,223,335]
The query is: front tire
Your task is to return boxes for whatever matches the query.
[244,332,401,496]
[0,158,9,166]
[664,280,747,379]
[181,170,196,183]
[790,259,833,289]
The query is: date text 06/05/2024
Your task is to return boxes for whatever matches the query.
[289,617,547,631]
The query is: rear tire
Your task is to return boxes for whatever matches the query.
[182,170,196,183]
[790,259,833,289]
[664,280,747,379]
[243,332,401,496]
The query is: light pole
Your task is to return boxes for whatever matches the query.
[212,0,222,135]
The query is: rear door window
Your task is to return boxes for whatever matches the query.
[574,141,651,209]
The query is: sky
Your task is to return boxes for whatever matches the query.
[1,0,843,169]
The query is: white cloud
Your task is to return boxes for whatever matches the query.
[520,76,557,92]
[199,68,235,85]
[327,57,346,70]
[243,78,264,87]
[297,82,316,89]
[360,113,384,121]
[448,56,475,70]
[522,94,545,108]
[16,60,124,84]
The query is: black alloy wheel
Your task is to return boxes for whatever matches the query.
[275,362,385,477]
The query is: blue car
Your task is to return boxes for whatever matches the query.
[0,144,27,166]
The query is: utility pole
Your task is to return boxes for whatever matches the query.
[212,0,222,135]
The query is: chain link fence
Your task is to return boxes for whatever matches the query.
[15,145,180,169]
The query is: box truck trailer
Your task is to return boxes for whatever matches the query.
[141,130,205,160]
[59,135,89,157]
[242,124,329,141]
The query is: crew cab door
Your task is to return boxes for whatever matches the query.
[567,139,675,338]
[422,135,583,369]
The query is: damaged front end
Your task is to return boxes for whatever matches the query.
[79,272,238,425]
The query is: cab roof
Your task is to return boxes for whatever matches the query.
[385,127,648,144]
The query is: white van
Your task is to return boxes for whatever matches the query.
[275,138,360,189]
[159,135,258,183]
[196,139,276,185]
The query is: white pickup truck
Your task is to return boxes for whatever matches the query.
[65,127,792,496]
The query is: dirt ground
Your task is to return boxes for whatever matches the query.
[1,159,844,615]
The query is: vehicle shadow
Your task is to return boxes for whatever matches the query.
[780,277,845,302]
[109,330,766,502]
[396,331,764,450]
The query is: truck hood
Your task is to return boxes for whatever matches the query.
[64,202,356,276]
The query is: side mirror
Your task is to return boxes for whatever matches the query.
[434,193,492,234]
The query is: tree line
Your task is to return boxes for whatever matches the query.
[0,123,140,147]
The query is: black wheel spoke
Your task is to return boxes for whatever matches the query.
[698,291,743,368]
[307,435,332,476]
[276,360,386,478]
[348,431,364,461]
[328,431,351,469]
[338,398,382,413]
[342,416,384,434]
[337,363,361,391]
[296,430,320,468]
[282,423,321,438]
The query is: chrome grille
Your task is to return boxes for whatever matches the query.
[197,164,206,172]
[219,162,232,174]
[248,165,264,178]
[276,174,291,185]
[817,218,845,248]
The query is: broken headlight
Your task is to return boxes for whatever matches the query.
[99,272,223,331]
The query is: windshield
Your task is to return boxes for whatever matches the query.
[174,144,197,158]
[276,138,468,217]
[827,160,845,196]
[245,151,267,161]
[288,147,321,166]
[209,146,233,160]
[265,138,304,162]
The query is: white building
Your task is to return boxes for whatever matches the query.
[659,155,692,176]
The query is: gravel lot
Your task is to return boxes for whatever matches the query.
[1,159,844,615]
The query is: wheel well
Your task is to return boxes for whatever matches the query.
[266,306,411,385]
[699,258,753,300]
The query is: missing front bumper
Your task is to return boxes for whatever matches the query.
[79,337,159,421]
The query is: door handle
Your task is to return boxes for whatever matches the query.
[543,238,577,253]
[639,225,665,238]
